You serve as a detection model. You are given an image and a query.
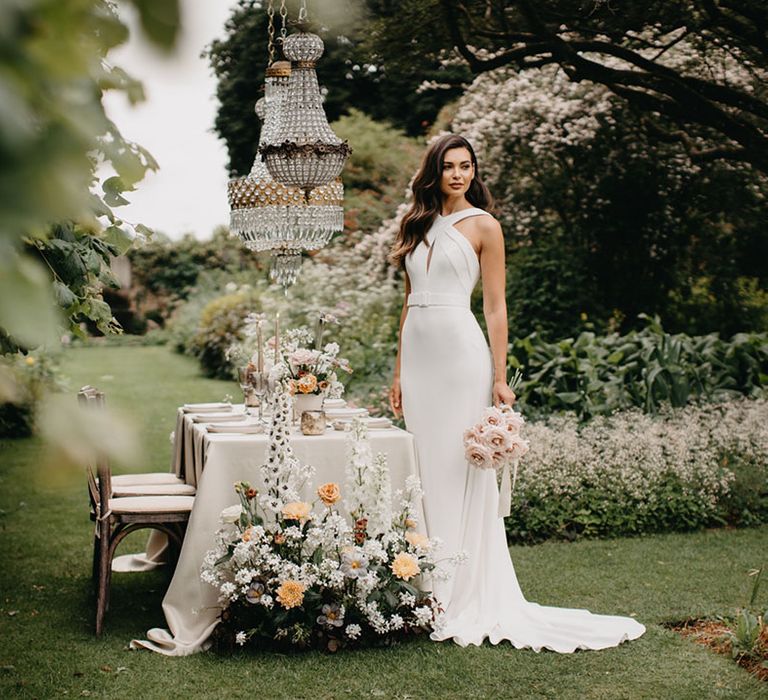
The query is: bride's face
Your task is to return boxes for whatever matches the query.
[439,147,475,199]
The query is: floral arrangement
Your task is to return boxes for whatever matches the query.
[279,317,352,398]
[463,401,530,517]
[227,313,352,399]
[201,383,453,651]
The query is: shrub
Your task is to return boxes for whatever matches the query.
[509,315,768,420]
[507,399,768,544]
[0,352,64,438]
[189,290,263,378]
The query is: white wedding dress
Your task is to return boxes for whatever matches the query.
[400,207,646,651]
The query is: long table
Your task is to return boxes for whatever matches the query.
[128,406,424,656]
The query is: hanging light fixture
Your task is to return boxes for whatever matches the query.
[259,1,351,198]
[227,0,345,290]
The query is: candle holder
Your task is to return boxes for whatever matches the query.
[248,368,271,426]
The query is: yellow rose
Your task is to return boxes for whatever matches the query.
[24,356,35,366]
[276,579,305,609]
[297,373,318,394]
[317,482,341,506]
[405,531,430,550]
[391,552,420,581]
[282,501,312,521]
[404,518,417,530]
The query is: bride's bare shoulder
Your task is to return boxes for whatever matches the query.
[477,212,503,242]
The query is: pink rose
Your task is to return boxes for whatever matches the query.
[465,441,495,470]
[481,406,505,427]
[483,426,513,453]
[506,434,530,460]
[504,411,525,434]
[291,348,319,366]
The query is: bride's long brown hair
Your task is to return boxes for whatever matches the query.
[390,134,495,268]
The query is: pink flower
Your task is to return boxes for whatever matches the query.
[291,348,319,366]
[481,406,505,427]
[504,411,525,434]
[506,434,530,460]
[483,426,513,453]
[465,441,495,470]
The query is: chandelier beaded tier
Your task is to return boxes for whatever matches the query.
[227,59,344,289]
[259,29,351,196]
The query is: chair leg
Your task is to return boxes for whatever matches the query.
[95,523,111,636]
[92,533,100,590]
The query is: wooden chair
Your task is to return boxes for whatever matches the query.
[86,462,193,636]
[78,387,195,636]
[77,386,193,496]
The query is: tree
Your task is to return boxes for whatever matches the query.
[367,0,768,174]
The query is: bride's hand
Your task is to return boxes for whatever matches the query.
[493,380,516,407]
[389,376,402,419]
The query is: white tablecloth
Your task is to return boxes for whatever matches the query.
[129,406,424,656]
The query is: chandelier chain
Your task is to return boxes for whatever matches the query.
[279,0,288,41]
[267,0,275,64]
[298,0,308,22]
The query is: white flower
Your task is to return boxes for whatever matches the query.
[323,342,340,355]
[399,592,416,607]
[389,614,404,630]
[413,605,433,626]
[169,431,175,445]
[345,623,362,640]
[219,505,243,524]
[235,631,247,646]
[449,550,469,566]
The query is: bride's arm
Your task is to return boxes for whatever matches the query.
[389,271,411,417]
[479,218,516,406]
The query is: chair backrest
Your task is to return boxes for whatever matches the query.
[78,386,111,508]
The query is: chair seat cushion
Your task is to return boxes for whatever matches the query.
[108,495,195,514]
[110,473,184,486]
[112,483,196,498]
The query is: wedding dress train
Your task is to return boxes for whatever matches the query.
[400,207,646,651]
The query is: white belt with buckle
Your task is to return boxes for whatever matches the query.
[407,291,469,308]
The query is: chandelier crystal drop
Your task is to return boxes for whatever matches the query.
[227,60,344,289]
[260,30,351,196]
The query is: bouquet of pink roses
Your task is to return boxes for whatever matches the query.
[463,403,529,517]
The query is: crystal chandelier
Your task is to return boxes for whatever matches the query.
[226,1,345,290]
[259,4,351,197]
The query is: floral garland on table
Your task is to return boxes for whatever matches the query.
[201,384,456,652]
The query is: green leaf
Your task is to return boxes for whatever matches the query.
[102,176,130,207]
[129,0,181,50]
[0,253,59,346]
[52,280,78,308]
[104,225,134,255]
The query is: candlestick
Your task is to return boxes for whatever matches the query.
[257,319,264,373]
[274,312,280,365]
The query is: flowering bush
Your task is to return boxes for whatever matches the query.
[0,351,64,438]
[202,386,450,651]
[505,398,768,544]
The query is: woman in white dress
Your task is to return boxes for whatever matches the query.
[389,133,646,651]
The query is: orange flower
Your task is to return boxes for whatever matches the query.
[276,579,305,609]
[317,482,341,506]
[391,552,420,580]
[282,501,312,521]
[242,526,253,543]
[405,531,430,550]
[297,373,318,394]
[404,518,417,530]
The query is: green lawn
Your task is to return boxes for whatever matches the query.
[0,345,766,699]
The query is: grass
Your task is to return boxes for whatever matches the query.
[0,345,766,699]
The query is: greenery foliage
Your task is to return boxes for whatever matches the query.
[508,315,768,421]
[0,351,63,438]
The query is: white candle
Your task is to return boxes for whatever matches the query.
[257,319,264,373]
[274,312,280,365]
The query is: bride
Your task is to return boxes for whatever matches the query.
[388,133,646,651]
